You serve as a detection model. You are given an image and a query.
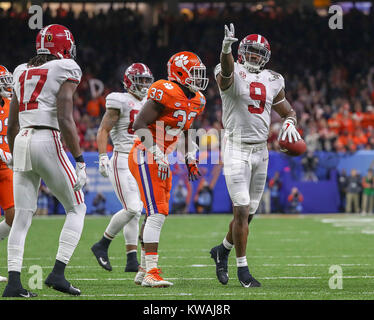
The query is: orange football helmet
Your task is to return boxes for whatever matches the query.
[167,51,209,92]
[0,65,13,99]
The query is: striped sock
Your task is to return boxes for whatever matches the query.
[223,237,234,250]
[145,252,158,272]
[236,256,248,268]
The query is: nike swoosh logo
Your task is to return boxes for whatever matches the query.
[216,252,220,264]
[99,257,108,265]
[20,293,31,298]
[240,281,252,288]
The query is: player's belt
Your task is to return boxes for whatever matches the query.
[242,141,266,152]
[27,125,59,131]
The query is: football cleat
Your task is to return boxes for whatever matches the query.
[2,285,37,298]
[134,266,146,285]
[237,266,261,288]
[91,242,112,271]
[210,244,230,285]
[141,268,173,288]
[0,275,8,282]
[45,272,81,296]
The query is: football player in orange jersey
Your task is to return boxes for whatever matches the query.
[0,65,15,282]
[128,52,208,287]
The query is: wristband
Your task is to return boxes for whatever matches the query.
[220,71,233,79]
[74,155,84,163]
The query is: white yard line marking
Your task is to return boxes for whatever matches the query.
[321,217,374,235]
[68,275,374,281]
[38,290,374,298]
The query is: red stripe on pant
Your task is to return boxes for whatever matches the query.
[113,151,127,210]
[52,130,82,204]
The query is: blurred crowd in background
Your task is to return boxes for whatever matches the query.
[1,3,374,154]
[1,3,374,215]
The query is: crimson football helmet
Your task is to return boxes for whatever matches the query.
[0,65,13,99]
[167,51,209,92]
[123,63,154,99]
[36,24,76,59]
[238,34,271,72]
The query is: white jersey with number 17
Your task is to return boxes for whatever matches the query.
[12,59,82,130]
[215,62,284,143]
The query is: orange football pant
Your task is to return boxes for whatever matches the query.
[0,167,14,211]
[128,144,172,216]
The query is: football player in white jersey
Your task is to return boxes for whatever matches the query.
[91,63,153,276]
[2,24,87,298]
[210,24,301,287]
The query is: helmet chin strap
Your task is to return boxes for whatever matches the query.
[243,60,261,73]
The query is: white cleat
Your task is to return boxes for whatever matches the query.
[141,268,173,288]
[134,267,146,285]
[0,275,8,282]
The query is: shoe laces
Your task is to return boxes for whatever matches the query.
[148,268,164,281]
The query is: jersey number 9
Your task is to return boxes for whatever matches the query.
[248,82,266,115]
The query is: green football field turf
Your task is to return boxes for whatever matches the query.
[0,213,373,300]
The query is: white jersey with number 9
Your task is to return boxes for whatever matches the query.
[215,62,284,143]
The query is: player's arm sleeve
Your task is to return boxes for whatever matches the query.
[105,93,123,110]
[147,80,173,108]
[59,59,82,84]
[273,73,285,100]
[214,63,238,95]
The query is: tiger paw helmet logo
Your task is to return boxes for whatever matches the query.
[163,82,174,90]
[174,54,189,67]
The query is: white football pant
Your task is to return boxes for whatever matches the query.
[223,139,269,214]
[8,129,86,272]
[104,151,142,245]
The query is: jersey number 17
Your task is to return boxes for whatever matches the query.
[18,69,49,112]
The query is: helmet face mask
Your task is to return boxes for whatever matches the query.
[130,74,154,98]
[238,35,271,72]
[123,63,154,99]
[186,65,209,92]
[0,66,13,99]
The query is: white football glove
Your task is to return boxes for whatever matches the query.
[278,118,301,143]
[149,145,170,181]
[98,153,110,177]
[222,23,238,54]
[73,162,87,191]
[0,149,13,169]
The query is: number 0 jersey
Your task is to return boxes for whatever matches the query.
[135,79,206,154]
[215,62,284,143]
[106,92,145,153]
[12,59,82,130]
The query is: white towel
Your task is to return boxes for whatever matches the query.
[13,128,33,172]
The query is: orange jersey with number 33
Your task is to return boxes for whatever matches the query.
[136,79,206,154]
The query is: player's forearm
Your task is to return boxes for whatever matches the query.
[96,126,109,155]
[282,109,297,123]
[58,116,82,158]
[220,52,234,77]
[7,125,19,154]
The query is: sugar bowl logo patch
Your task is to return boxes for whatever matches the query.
[239,71,246,79]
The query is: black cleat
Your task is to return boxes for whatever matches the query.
[45,272,81,296]
[2,285,37,298]
[237,266,261,288]
[91,242,112,271]
[125,260,139,272]
[210,244,229,285]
